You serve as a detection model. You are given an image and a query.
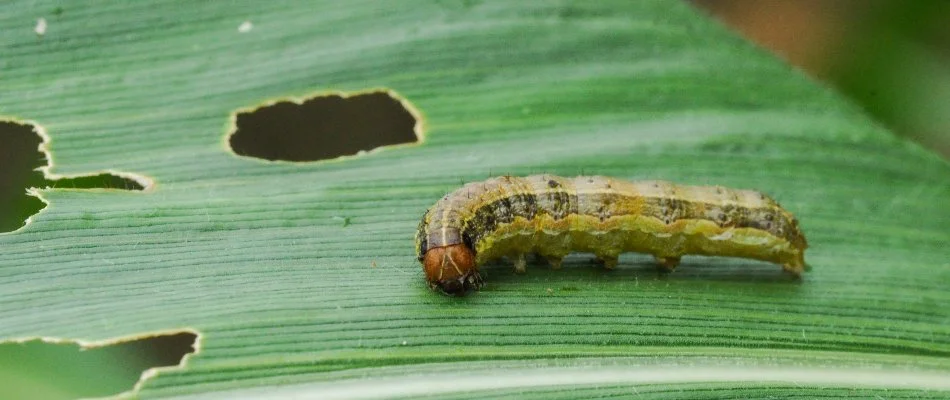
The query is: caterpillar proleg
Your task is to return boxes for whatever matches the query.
[416,175,807,295]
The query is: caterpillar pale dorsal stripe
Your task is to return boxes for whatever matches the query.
[416,175,808,295]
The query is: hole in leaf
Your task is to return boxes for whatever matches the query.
[44,174,146,191]
[228,90,422,162]
[0,331,197,400]
[0,120,148,233]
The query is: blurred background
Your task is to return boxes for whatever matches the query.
[693,0,950,158]
[1,1,948,398]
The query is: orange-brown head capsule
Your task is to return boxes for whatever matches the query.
[422,244,482,295]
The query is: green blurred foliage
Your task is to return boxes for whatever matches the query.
[0,122,47,233]
[826,0,950,157]
[0,334,194,399]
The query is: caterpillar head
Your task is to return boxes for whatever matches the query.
[422,244,482,295]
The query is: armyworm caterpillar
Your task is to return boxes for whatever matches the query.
[416,175,807,295]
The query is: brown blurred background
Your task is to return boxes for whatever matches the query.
[693,0,950,158]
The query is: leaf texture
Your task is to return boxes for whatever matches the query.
[1,1,948,398]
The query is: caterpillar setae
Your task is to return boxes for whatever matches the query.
[415,175,808,295]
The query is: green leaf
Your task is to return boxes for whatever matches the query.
[2,1,948,398]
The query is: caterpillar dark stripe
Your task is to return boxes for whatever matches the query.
[416,175,807,295]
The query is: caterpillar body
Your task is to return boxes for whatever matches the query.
[415,175,807,295]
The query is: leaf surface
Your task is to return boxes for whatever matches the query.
[1,1,948,398]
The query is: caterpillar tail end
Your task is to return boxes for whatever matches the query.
[781,253,807,278]
[423,244,482,296]
[782,262,805,278]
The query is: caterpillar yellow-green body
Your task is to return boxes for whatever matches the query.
[416,175,807,295]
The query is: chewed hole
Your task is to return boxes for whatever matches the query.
[45,174,145,191]
[228,90,422,162]
[0,331,197,400]
[0,120,147,233]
